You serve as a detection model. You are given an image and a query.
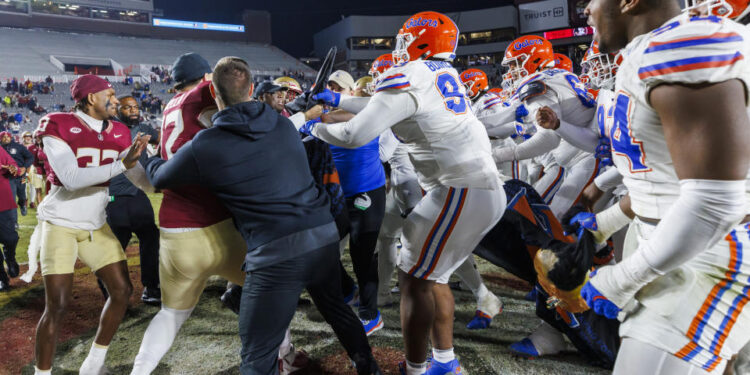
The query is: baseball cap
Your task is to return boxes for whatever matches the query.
[254,81,287,99]
[328,70,355,91]
[70,75,113,102]
[171,52,212,85]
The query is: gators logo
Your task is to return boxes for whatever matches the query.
[514,39,544,50]
[405,17,438,29]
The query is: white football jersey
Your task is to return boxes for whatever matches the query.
[517,69,596,169]
[614,13,750,219]
[374,60,501,191]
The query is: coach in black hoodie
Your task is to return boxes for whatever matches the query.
[145,57,381,375]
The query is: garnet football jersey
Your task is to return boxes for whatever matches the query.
[36,112,131,230]
[159,80,231,228]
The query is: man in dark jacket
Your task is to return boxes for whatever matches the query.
[104,96,161,304]
[145,56,381,375]
[1,131,33,218]
[0,146,18,289]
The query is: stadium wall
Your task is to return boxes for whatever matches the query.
[0,9,272,44]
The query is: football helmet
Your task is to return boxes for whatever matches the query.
[392,11,459,65]
[369,53,395,80]
[502,35,555,90]
[582,41,622,90]
[683,0,750,19]
[274,76,302,103]
[459,68,489,100]
[553,53,573,72]
[355,76,374,96]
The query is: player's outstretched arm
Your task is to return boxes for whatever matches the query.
[43,137,138,191]
[144,141,201,190]
[493,128,560,163]
[312,90,417,149]
[583,79,750,319]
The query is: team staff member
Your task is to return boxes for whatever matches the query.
[254,81,287,113]
[145,56,382,375]
[1,131,33,219]
[106,95,161,304]
[0,146,18,291]
[325,70,387,334]
[0,131,31,278]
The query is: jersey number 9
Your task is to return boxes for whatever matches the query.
[436,73,467,115]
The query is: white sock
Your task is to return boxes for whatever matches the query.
[131,307,193,375]
[79,343,108,375]
[528,321,567,356]
[405,360,427,375]
[377,236,399,298]
[278,328,293,360]
[432,347,456,363]
[34,366,52,374]
[454,256,482,297]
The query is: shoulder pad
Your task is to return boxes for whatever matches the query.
[518,81,548,102]
[638,16,748,85]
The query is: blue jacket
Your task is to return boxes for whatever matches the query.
[145,101,338,271]
[1,140,33,174]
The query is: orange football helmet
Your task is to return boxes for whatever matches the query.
[684,0,750,19]
[392,11,459,65]
[369,53,395,80]
[487,87,503,96]
[459,69,489,100]
[581,41,622,90]
[554,53,573,72]
[502,35,555,90]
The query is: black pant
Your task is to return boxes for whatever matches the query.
[9,176,26,207]
[239,243,377,375]
[344,186,385,320]
[105,191,160,289]
[0,209,18,280]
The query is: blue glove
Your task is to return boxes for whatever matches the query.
[568,211,598,238]
[515,104,529,122]
[312,89,340,107]
[299,118,321,137]
[581,270,621,319]
[595,137,613,167]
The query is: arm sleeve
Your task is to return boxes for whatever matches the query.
[312,90,417,149]
[494,128,560,162]
[379,130,399,162]
[43,137,126,190]
[121,155,155,193]
[477,104,517,134]
[594,167,623,192]
[288,112,306,130]
[556,119,599,152]
[338,95,371,114]
[144,142,201,190]
[486,122,518,138]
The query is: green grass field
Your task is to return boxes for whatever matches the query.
[8,194,608,374]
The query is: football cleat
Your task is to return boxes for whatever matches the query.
[425,358,463,375]
[509,338,540,359]
[466,310,493,330]
[361,310,384,336]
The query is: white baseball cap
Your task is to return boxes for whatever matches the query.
[328,70,355,91]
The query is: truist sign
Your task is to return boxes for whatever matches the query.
[519,0,569,34]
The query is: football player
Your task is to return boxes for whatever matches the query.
[33,75,151,375]
[553,53,574,72]
[583,0,750,373]
[495,35,601,220]
[305,11,505,374]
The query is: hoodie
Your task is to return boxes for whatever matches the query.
[146,101,338,271]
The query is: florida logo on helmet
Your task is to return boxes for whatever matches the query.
[514,39,544,51]
[405,17,438,29]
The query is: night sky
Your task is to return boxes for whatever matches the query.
[154,0,512,58]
